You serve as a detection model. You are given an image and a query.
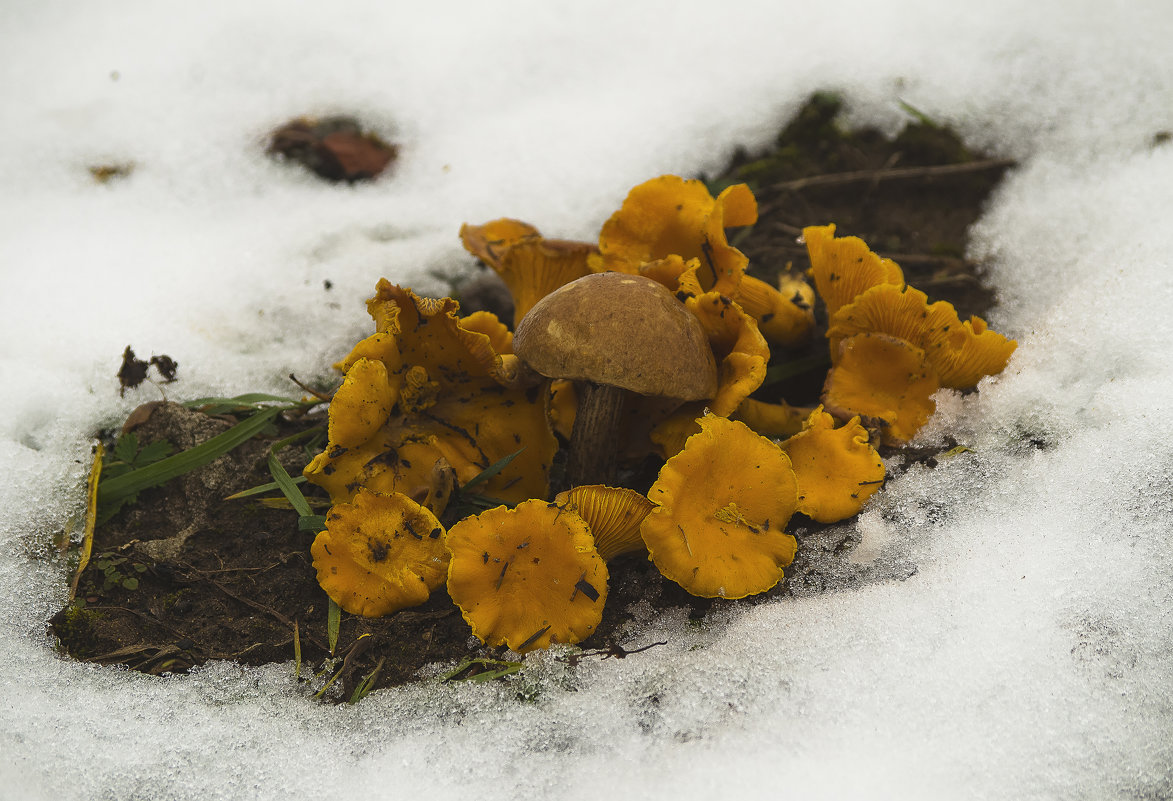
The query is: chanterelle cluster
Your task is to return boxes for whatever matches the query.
[301,175,1016,654]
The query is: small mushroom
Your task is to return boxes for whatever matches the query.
[327,357,398,449]
[825,283,1016,388]
[459,218,542,266]
[733,273,816,347]
[590,176,756,298]
[459,219,597,328]
[803,223,905,318]
[640,415,799,599]
[822,333,940,446]
[780,406,886,523]
[554,485,655,561]
[933,315,1017,388]
[513,272,718,487]
[310,489,448,618]
[445,499,608,652]
[732,398,812,439]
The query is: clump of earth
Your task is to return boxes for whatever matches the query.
[51,93,1013,699]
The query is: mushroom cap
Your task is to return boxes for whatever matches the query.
[445,499,608,653]
[822,333,940,446]
[641,415,799,599]
[590,176,755,298]
[459,218,542,267]
[825,283,1016,389]
[513,272,718,400]
[780,406,886,523]
[327,357,398,450]
[732,398,812,439]
[803,223,905,318]
[310,489,448,618]
[734,273,816,347]
[932,315,1017,388]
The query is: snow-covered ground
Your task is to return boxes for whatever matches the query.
[2,2,1171,799]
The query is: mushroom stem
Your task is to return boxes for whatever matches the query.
[565,382,626,488]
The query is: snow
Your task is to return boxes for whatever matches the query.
[2,1,1172,799]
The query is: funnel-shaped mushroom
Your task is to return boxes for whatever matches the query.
[780,406,886,523]
[494,239,596,327]
[803,223,905,318]
[445,499,608,653]
[822,333,940,446]
[733,273,817,347]
[459,218,542,266]
[513,272,717,486]
[460,220,596,327]
[826,283,1017,388]
[310,489,448,618]
[591,175,755,298]
[930,315,1018,388]
[554,485,655,561]
[641,415,799,599]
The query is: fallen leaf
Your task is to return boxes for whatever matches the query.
[267,116,398,182]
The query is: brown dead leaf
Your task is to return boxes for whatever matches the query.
[267,116,398,183]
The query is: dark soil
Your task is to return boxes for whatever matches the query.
[51,93,1013,699]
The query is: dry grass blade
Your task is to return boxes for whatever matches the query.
[69,442,103,601]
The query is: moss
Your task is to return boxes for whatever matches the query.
[51,602,104,659]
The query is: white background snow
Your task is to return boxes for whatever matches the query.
[2,1,1172,798]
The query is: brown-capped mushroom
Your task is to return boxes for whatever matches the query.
[513,272,718,487]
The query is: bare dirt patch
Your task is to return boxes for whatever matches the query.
[51,93,1013,698]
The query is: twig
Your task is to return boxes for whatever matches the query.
[288,373,334,402]
[758,158,1016,195]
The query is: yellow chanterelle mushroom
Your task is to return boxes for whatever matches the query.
[310,489,448,618]
[640,415,799,599]
[445,499,608,653]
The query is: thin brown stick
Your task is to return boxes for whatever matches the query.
[288,373,334,402]
[758,158,1016,195]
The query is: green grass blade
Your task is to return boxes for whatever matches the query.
[439,657,523,683]
[460,448,524,493]
[267,452,312,518]
[298,515,327,532]
[97,407,282,507]
[225,476,307,501]
[328,599,341,656]
[183,393,303,408]
[348,658,384,704]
